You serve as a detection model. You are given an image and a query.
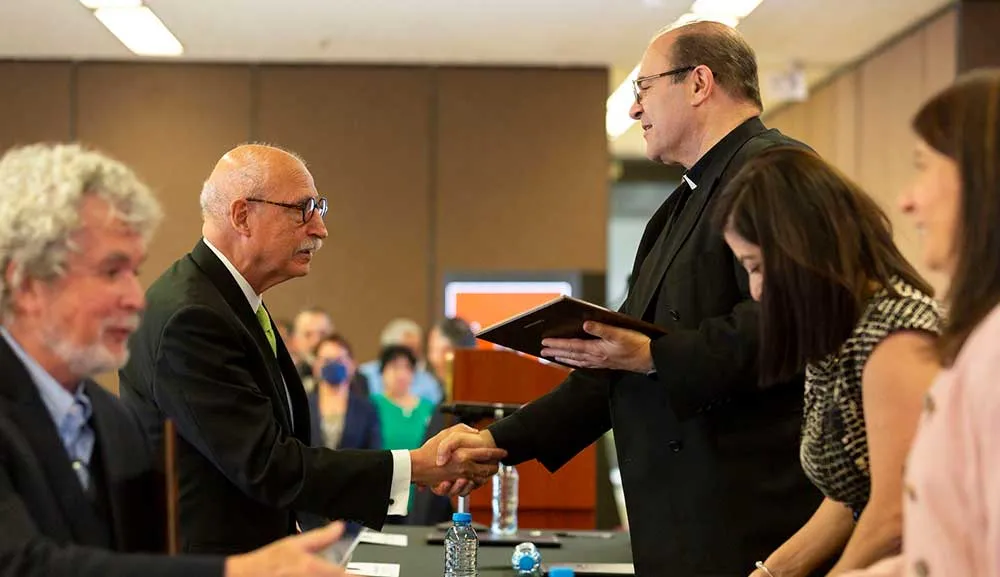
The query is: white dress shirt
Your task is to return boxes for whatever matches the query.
[203,238,411,515]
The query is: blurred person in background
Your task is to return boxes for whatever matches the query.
[308,334,381,451]
[372,345,436,523]
[426,316,478,394]
[359,318,441,404]
[409,316,479,526]
[275,318,293,349]
[291,307,334,379]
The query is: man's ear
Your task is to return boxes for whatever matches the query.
[4,260,41,317]
[690,64,715,106]
[230,198,252,237]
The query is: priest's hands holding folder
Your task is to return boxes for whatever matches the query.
[540,321,655,373]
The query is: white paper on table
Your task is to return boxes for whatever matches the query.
[345,562,401,577]
[358,529,409,547]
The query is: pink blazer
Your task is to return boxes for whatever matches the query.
[847,304,1000,576]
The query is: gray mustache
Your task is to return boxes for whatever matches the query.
[298,239,323,253]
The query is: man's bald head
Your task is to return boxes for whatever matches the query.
[200,144,311,224]
[196,143,327,294]
[648,20,762,110]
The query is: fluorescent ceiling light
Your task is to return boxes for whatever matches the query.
[691,0,763,19]
[93,6,184,56]
[79,0,142,8]
[606,65,639,139]
[674,11,740,28]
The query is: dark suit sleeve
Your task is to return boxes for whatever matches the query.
[0,468,222,577]
[154,305,394,528]
[649,246,762,421]
[488,368,612,472]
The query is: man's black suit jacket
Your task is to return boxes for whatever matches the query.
[490,118,824,576]
[0,337,222,577]
[119,240,394,554]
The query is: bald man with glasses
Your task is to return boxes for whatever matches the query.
[119,144,505,555]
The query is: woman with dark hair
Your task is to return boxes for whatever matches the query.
[842,69,1000,577]
[373,345,436,450]
[371,345,436,522]
[307,334,381,451]
[715,147,943,576]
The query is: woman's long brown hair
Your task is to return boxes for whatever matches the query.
[714,147,933,383]
[913,69,1000,365]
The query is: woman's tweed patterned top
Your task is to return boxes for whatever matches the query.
[800,278,942,516]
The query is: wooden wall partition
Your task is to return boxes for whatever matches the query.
[766,8,957,292]
[0,62,72,150]
[433,67,609,319]
[255,66,435,355]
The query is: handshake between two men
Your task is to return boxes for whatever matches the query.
[408,424,501,496]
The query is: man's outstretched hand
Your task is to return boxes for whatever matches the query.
[429,427,501,497]
[410,424,506,491]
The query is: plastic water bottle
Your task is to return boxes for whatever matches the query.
[548,568,575,577]
[511,542,542,576]
[491,463,519,535]
[444,512,478,577]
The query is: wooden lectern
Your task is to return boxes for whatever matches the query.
[448,349,596,529]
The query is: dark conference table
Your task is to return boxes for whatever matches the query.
[350,525,633,575]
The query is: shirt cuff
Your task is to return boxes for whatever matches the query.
[387,449,411,516]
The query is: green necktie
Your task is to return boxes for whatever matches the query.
[256,304,277,356]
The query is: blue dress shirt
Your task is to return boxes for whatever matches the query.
[1,328,94,490]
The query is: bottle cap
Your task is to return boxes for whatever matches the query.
[452,512,472,523]
[517,555,537,571]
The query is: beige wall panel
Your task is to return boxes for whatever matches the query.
[76,63,251,285]
[0,62,72,152]
[924,9,957,97]
[76,63,251,391]
[804,82,837,162]
[831,72,860,180]
[255,66,433,363]
[767,102,806,142]
[434,67,608,316]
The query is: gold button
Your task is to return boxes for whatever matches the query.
[924,394,936,415]
[915,559,930,577]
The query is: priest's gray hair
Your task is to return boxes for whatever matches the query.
[0,143,162,317]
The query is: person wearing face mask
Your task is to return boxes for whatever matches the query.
[307,335,381,451]
[713,147,943,576]
[118,144,506,555]
[837,69,1000,577]
[291,308,334,380]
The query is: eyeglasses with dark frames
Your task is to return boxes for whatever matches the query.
[246,197,329,224]
[632,65,696,104]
